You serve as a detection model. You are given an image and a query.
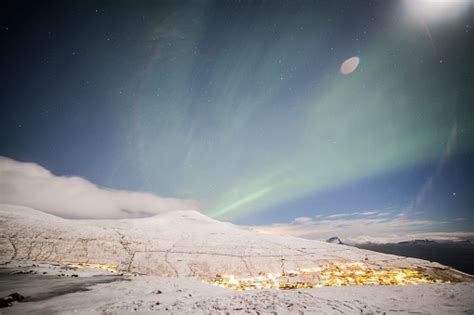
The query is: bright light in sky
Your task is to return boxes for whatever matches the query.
[403,0,471,24]
[340,57,360,75]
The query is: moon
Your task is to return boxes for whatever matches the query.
[340,56,360,75]
[403,0,471,24]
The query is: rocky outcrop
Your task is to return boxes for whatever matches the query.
[0,292,24,308]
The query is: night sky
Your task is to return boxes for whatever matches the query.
[1,1,473,237]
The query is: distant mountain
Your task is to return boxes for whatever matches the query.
[326,236,343,245]
[356,239,473,246]
[451,240,473,245]
[394,239,472,245]
[353,240,474,275]
[397,239,437,245]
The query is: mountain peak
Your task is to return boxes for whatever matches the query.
[326,236,343,244]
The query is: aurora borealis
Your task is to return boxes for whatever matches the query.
[1,1,473,235]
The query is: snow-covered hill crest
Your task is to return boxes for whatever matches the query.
[0,204,469,281]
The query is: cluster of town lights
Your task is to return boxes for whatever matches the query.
[207,262,445,291]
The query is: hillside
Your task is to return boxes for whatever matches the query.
[0,204,467,282]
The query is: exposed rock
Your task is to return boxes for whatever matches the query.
[0,298,12,308]
[0,292,24,308]
[8,293,24,301]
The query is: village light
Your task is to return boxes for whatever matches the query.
[63,262,119,273]
[206,262,446,291]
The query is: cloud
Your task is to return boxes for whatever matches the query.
[360,211,378,216]
[325,213,354,219]
[292,216,313,224]
[0,156,200,219]
[324,211,389,219]
[249,211,473,244]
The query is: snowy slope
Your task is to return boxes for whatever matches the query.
[2,273,474,314]
[0,204,467,279]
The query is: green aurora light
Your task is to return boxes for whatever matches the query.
[128,4,473,220]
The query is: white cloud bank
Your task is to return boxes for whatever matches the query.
[250,211,474,244]
[0,156,199,219]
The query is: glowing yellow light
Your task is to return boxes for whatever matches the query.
[205,262,446,291]
[62,262,118,272]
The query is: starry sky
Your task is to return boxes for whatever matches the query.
[1,0,473,236]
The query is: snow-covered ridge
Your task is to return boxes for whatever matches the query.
[0,204,469,281]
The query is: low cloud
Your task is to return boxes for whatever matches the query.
[292,216,314,224]
[249,211,474,244]
[0,157,200,219]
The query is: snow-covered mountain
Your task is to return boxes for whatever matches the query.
[0,204,468,281]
